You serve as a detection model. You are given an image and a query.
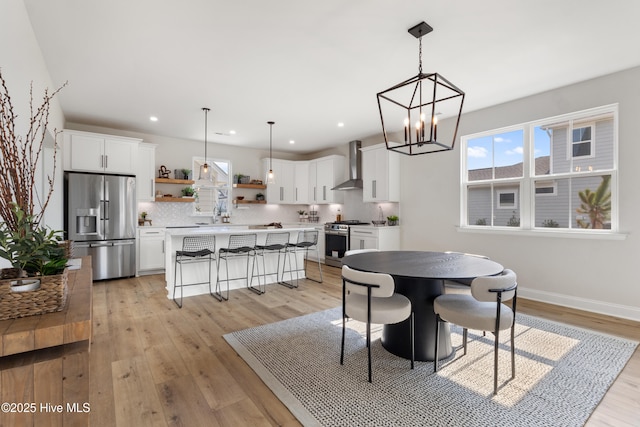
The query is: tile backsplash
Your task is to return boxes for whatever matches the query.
[137,189,399,227]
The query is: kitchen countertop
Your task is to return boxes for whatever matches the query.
[164,225,316,237]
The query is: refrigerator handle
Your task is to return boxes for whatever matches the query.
[104,200,110,220]
[112,240,134,246]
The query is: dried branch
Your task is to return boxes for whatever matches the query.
[0,68,67,232]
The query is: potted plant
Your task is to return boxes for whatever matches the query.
[0,204,67,291]
[181,169,192,180]
[256,193,265,201]
[297,210,306,220]
[181,186,195,197]
[387,215,399,226]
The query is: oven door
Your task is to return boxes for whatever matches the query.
[324,231,347,267]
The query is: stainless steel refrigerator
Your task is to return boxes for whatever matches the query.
[64,172,136,280]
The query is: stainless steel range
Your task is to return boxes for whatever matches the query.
[324,220,369,267]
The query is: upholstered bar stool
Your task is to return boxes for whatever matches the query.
[250,231,290,294]
[173,234,217,308]
[280,229,323,288]
[215,233,258,301]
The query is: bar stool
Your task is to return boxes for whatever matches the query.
[173,234,216,308]
[281,229,323,288]
[215,233,258,301]
[250,232,290,294]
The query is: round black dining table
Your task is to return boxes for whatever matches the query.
[341,250,504,361]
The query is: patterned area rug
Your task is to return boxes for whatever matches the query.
[223,307,637,427]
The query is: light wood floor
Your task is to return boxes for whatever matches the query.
[90,263,640,426]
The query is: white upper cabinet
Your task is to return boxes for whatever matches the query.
[262,155,344,205]
[63,130,140,174]
[309,155,345,204]
[137,143,156,201]
[293,161,310,204]
[361,143,400,202]
[263,158,295,204]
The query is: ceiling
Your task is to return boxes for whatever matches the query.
[23,0,640,154]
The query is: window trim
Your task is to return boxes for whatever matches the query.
[460,104,619,236]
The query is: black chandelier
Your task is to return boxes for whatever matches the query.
[377,21,465,155]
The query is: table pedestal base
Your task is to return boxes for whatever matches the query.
[381,277,453,362]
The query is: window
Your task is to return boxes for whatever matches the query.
[497,190,517,209]
[572,125,593,158]
[192,157,231,216]
[461,105,617,233]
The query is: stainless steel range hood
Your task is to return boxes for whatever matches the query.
[331,140,363,190]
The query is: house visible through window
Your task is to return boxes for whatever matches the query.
[462,105,617,232]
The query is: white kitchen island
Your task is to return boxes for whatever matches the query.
[164,226,317,300]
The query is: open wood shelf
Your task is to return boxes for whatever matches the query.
[155,196,195,203]
[233,183,266,189]
[233,199,266,204]
[155,178,195,185]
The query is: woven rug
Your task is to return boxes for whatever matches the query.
[223,307,637,427]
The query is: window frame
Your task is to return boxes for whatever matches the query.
[460,104,620,237]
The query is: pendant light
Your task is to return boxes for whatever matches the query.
[198,107,213,181]
[266,121,275,184]
[377,21,465,155]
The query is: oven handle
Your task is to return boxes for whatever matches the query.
[325,230,348,236]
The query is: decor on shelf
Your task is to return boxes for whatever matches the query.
[256,193,265,201]
[158,165,171,178]
[198,107,213,181]
[376,21,465,155]
[181,169,192,180]
[181,186,195,197]
[266,121,275,184]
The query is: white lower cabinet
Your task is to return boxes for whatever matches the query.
[349,226,400,251]
[137,227,165,275]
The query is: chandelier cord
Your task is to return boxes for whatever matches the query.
[418,35,423,75]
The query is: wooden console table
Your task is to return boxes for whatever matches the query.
[0,256,92,426]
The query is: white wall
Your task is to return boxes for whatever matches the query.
[0,0,65,233]
[400,66,640,321]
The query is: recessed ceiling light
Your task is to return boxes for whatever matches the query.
[289,140,295,144]
[229,130,236,135]
[338,122,344,127]
[150,116,158,122]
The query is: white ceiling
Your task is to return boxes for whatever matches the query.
[23,0,640,154]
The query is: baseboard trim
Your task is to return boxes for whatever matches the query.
[519,287,640,322]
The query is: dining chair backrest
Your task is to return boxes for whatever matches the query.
[342,265,395,298]
[471,269,517,302]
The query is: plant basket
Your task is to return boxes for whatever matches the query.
[0,268,69,320]
[59,240,73,258]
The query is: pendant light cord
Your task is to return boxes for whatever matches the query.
[203,107,210,163]
[268,121,275,171]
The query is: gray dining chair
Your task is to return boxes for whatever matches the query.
[341,265,414,383]
[433,268,517,395]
